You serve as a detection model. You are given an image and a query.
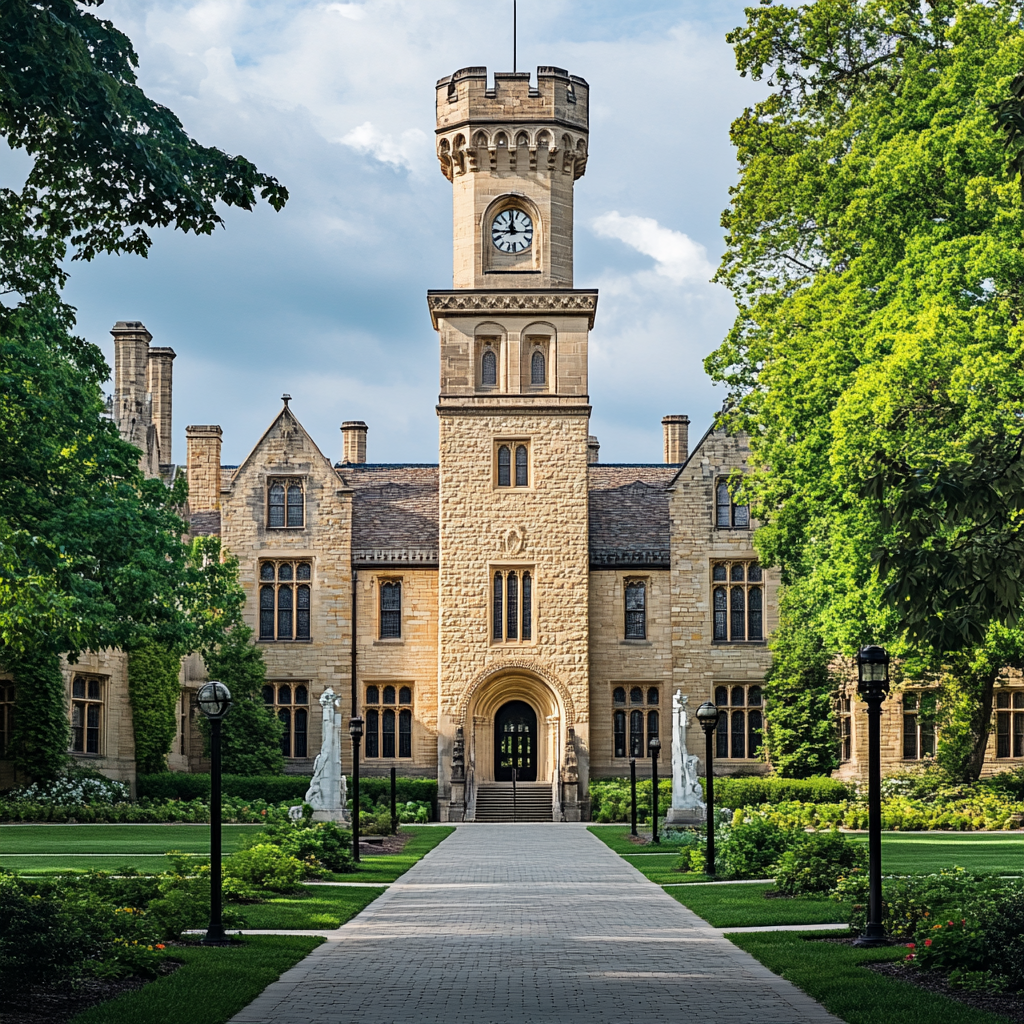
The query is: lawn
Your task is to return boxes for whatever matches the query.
[326,825,455,884]
[846,832,1024,875]
[729,931,1013,1024]
[668,882,843,928]
[0,823,266,874]
[67,935,322,1024]
[235,884,385,929]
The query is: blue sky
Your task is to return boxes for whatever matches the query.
[54,0,764,466]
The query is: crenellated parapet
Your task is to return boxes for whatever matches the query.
[435,67,589,182]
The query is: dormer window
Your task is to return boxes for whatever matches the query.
[268,479,304,528]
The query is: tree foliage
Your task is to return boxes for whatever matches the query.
[0,2,287,781]
[707,0,1024,779]
[0,0,287,303]
[127,641,181,775]
[190,538,283,777]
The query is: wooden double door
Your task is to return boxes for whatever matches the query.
[494,700,537,782]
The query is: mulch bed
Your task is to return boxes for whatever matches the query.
[359,831,411,855]
[0,959,182,1024]
[864,960,1024,1023]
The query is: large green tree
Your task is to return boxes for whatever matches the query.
[707,0,1024,779]
[0,1,287,781]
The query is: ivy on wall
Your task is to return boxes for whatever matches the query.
[127,641,182,774]
[6,650,69,784]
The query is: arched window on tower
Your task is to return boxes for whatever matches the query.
[531,349,546,385]
[482,348,497,387]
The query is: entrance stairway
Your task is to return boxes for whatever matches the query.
[474,783,553,822]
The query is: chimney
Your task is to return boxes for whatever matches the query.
[147,347,175,465]
[341,421,368,464]
[587,435,600,464]
[662,415,689,464]
[111,321,152,444]
[185,425,222,511]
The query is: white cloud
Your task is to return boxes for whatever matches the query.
[591,211,714,285]
[324,3,366,19]
[339,121,428,172]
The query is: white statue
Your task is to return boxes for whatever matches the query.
[666,689,706,824]
[304,688,349,823]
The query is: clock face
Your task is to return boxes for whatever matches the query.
[491,209,533,254]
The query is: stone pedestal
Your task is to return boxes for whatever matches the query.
[665,806,705,826]
[561,782,581,822]
[312,808,350,824]
[448,781,466,822]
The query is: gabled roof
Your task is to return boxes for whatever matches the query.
[588,465,676,568]
[228,402,335,484]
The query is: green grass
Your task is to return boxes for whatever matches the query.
[236,884,384,929]
[325,825,455,884]
[0,824,263,854]
[67,935,322,1024]
[729,931,1013,1024]
[847,832,1024,875]
[668,882,843,928]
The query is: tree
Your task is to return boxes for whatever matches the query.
[189,538,283,777]
[127,641,182,774]
[705,0,1024,779]
[0,2,287,780]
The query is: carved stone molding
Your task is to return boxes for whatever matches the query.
[455,660,576,728]
[500,524,526,557]
[427,290,598,329]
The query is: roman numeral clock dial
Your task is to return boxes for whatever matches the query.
[491,209,533,254]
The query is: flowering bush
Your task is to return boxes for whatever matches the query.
[0,794,302,823]
[10,767,130,807]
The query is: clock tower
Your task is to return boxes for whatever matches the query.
[429,66,597,822]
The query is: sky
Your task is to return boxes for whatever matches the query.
[53,0,765,466]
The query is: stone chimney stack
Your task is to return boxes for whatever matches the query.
[147,347,175,465]
[341,421,368,464]
[587,435,600,464]
[662,415,689,465]
[111,321,152,449]
[185,425,222,511]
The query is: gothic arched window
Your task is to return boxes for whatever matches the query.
[268,482,285,528]
[497,445,511,487]
[625,581,646,639]
[515,444,528,486]
[482,348,497,387]
[286,484,304,527]
[380,581,401,639]
[531,349,546,385]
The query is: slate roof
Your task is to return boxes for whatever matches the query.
[338,465,440,567]
[332,462,675,569]
[587,465,675,568]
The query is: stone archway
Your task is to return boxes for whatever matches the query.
[466,669,566,786]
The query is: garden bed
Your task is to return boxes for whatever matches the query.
[864,960,1024,1024]
[0,958,183,1024]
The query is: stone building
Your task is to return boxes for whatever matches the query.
[2,66,1019,806]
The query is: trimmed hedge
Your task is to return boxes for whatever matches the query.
[137,773,311,804]
[137,773,439,818]
[700,776,853,808]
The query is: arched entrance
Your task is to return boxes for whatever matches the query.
[494,700,538,781]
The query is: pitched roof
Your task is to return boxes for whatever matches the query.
[331,462,675,569]
[338,465,440,568]
[587,465,675,568]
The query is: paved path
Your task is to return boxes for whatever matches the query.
[231,824,842,1024]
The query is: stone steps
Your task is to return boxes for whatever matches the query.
[474,783,553,822]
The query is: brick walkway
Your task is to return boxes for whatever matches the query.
[230,824,841,1024]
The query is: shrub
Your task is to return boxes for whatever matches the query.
[136,773,311,803]
[357,777,438,818]
[701,776,852,808]
[588,779,671,823]
[718,815,798,878]
[223,844,305,891]
[10,765,130,806]
[0,874,99,989]
[256,820,354,874]
[772,830,867,895]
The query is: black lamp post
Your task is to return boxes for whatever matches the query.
[853,644,890,947]
[696,701,722,877]
[196,681,232,945]
[648,736,662,844]
[349,716,363,863]
[629,757,637,837]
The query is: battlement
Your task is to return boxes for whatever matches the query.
[436,66,589,133]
